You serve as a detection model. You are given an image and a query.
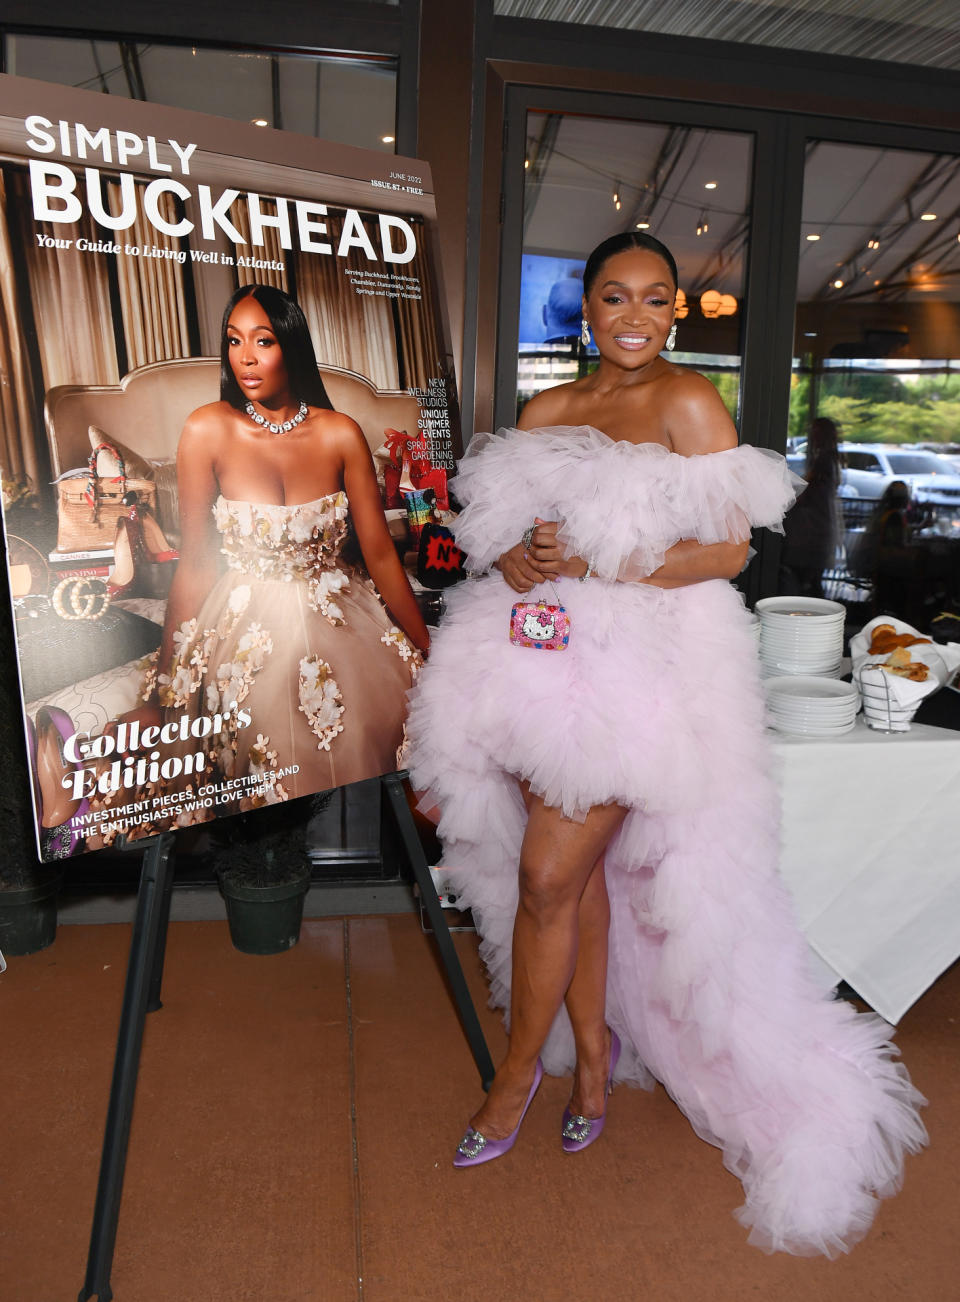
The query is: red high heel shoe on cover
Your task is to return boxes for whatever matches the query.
[137,501,178,562]
[107,507,143,597]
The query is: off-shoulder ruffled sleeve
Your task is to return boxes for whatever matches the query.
[448,428,563,571]
[450,426,803,578]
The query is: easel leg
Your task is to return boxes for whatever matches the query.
[146,849,176,1014]
[78,832,176,1302]
[383,774,495,1089]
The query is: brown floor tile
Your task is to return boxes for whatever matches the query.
[2,919,357,1302]
[350,918,957,1302]
[2,913,956,1302]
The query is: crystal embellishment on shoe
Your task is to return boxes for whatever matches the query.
[452,1059,544,1168]
[456,1129,488,1160]
[561,1029,621,1154]
[562,1113,595,1145]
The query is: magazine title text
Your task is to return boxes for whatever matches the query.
[24,116,418,263]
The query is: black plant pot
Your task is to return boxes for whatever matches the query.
[0,875,61,956]
[219,872,311,955]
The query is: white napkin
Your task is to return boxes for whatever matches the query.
[851,616,949,726]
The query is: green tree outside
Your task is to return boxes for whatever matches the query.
[787,367,960,446]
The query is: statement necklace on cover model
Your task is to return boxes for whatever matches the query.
[245,400,309,435]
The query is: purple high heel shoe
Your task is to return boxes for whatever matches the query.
[561,1029,621,1154]
[453,1059,544,1168]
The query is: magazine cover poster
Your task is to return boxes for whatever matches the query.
[0,74,461,861]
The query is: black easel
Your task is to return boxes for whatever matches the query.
[79,831,176,1302]
[382,772,495,1089]
[79,778,493,1301]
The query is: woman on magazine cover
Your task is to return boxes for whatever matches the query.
[406,233,925,1256]
[139,282,429,808]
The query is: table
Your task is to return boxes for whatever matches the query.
[774,718,960,1023]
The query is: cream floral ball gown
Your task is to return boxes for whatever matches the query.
[147,490,420,818]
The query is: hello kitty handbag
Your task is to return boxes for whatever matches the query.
[509,591,571,651]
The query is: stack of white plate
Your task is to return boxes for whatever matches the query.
[858,666,915,732]
[765,676,860,737]
[756,596,846,678]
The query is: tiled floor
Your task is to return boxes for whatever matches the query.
[2,913,956,1302]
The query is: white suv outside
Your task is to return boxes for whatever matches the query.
[839,444,960,509]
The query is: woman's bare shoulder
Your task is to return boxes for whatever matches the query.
[659,367,738,454]
[315,408,368,453]
[517,381,585,430]
[180,400,234,442]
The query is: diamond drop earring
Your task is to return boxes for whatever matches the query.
[581,317,591,347]
[665,323,677,352]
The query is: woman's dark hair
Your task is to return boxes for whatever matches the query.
[806,416,840,489]
[219,283,333,412]
[582,232,679,299]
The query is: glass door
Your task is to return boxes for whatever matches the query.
[780,137,960,628]
[512,110,754,427]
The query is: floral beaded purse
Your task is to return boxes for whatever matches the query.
[509,592,571,651]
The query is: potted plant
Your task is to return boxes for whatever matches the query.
[212,794,330,955]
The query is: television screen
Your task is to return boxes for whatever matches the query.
[518,254,586,348]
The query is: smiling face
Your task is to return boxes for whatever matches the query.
[226,294,292,409]
[582,247,676,368]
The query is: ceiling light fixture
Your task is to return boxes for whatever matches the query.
[613,184,622,211]
[867,238,880,250]
[382,135,395,144]
[700,290,737,318]
[920,212,937,221]
[251,118,269,128]
[696,212,709,237]
[704,181,717,190]
[833,279,845,289]
[635,218,650,229]
[806,233,821,242]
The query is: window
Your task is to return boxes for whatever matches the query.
[3,35,398,153]
[512,108,753,424]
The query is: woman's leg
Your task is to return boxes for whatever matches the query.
[467,792,626,1140]
[564,856,613,1119]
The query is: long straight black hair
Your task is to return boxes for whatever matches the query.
[582,232,679,298]
[219,283,333,412]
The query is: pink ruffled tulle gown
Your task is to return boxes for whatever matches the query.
[405,426,927,1257]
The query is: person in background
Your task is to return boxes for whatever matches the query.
[781,416,842,597]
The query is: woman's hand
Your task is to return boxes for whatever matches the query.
[497,540,547,592]
[497,519,589,591]
[526,519,590,581]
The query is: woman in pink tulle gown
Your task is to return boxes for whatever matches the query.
[406,233,926,1255]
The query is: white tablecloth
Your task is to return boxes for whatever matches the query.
[774,719,960,1023]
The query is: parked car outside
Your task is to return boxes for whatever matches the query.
[838,444,960,509]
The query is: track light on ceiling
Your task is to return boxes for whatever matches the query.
[696,212,709,237]
[613,183,622,211]
[867,238,880,250]
[635,218,651,229]
[832,278,845,289]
